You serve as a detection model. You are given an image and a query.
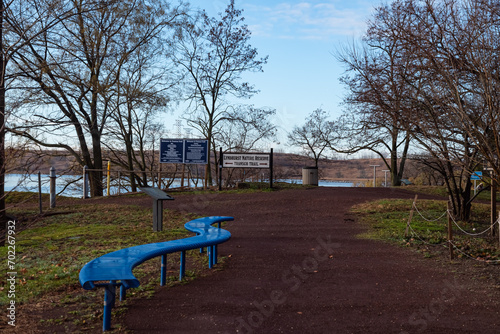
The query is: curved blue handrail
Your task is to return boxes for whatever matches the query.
[79,216,233,290]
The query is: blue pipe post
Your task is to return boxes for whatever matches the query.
[119,285,126,301]
[208,246,213,269]
[103,283,116,331]
[179,251,186,280]
[161,255,167,286]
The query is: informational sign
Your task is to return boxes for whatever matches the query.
[160,138,208,164]
[160,139,184,163]
[222,153,270,168]
[471,171,483,180]
[184,139,209,164]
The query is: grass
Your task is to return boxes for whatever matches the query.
[352,198,500,262]
[0,192,218,332]
[403,184,500,202]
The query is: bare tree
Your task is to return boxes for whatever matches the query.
[288,108,335,168]
[336,4,414,186]
[9,0,183,196]
[0,0,78,243]
[215,106,277,152]
[103,34,179,191]
[171,0,269,185]
[365,0,497,219]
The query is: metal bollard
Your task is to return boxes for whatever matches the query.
[83,166,90,199]
[50,167,56,208]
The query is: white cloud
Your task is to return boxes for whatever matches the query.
[244,1,374,40]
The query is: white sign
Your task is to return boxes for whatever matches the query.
[223,154,270,168]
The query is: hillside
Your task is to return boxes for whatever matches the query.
[273,153,387,181]
[11,150,390,183]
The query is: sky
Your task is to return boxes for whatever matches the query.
[170,0,381,149]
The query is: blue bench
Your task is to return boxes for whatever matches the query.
[79,216,234,331]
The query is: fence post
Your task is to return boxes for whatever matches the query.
[38,171,42,214]
[50,167,56,208]
[107,161,111,196]
[117,171,121,195]
[492,177,497,237]
[447,201,454,260]
[83,166,89,199]
[405,194,418,238]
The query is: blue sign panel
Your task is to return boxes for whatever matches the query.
[160,139,184,163]
[471,171,482,180]
[184,139,208,164]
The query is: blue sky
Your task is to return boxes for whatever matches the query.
[173,0,381,148]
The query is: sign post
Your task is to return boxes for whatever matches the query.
[471,171,482,195]
[219,149,274,190]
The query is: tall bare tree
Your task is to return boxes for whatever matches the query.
[9,0,183,196]
[1,0,76,242]
[171,0,269,185]
[288,108,335,168]
[336,3,414,186]
[357,0,499,219]
[103,27,180,191]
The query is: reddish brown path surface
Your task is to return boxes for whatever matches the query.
[123,187,500,334]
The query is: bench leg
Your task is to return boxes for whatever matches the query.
[214,244,218,265]
[161,254,167,286]
[179,251,186,281]
[207,246,212,268]
[103,284,116,331]
[120,285,126,301]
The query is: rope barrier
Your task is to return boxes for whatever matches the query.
[412,202,448,222]
[407,223,448,247]
[448,211,497,236]
[405,204,500,263]
[448,240,500,263]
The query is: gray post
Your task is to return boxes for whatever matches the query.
[83,166,90,199]
[370,165,380,187]
[153,199,163,232]
[38,171,42,214]
[382,170,390,187]
[50,167,56,208]
[118,171,121,196]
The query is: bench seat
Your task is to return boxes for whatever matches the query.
[79,216,234,331]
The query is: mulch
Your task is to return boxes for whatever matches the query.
[111,187,500,333]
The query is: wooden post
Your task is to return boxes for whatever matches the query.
[204,164,208,190]
[49,167,56,208]
[117,171,121,196]
[270,148,273,189]
[448,201,454,260]
[180,164,185,189]
[106,161,111,196]
[38,171,42,214]
[405,194,418,238]
[219,147,223,191]
[492,177,497,237]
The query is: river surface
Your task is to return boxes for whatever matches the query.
[5,174,355,198]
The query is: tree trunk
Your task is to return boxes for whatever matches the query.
[0,0,6,246]
[91,130,104,197]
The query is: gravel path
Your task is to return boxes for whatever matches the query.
[121,187,499,333]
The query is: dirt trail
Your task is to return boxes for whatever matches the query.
[117,187,499,334]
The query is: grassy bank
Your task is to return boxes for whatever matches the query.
[352,197,500,262]
[0,193,220,332]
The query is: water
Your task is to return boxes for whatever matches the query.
[4,174,355,198]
